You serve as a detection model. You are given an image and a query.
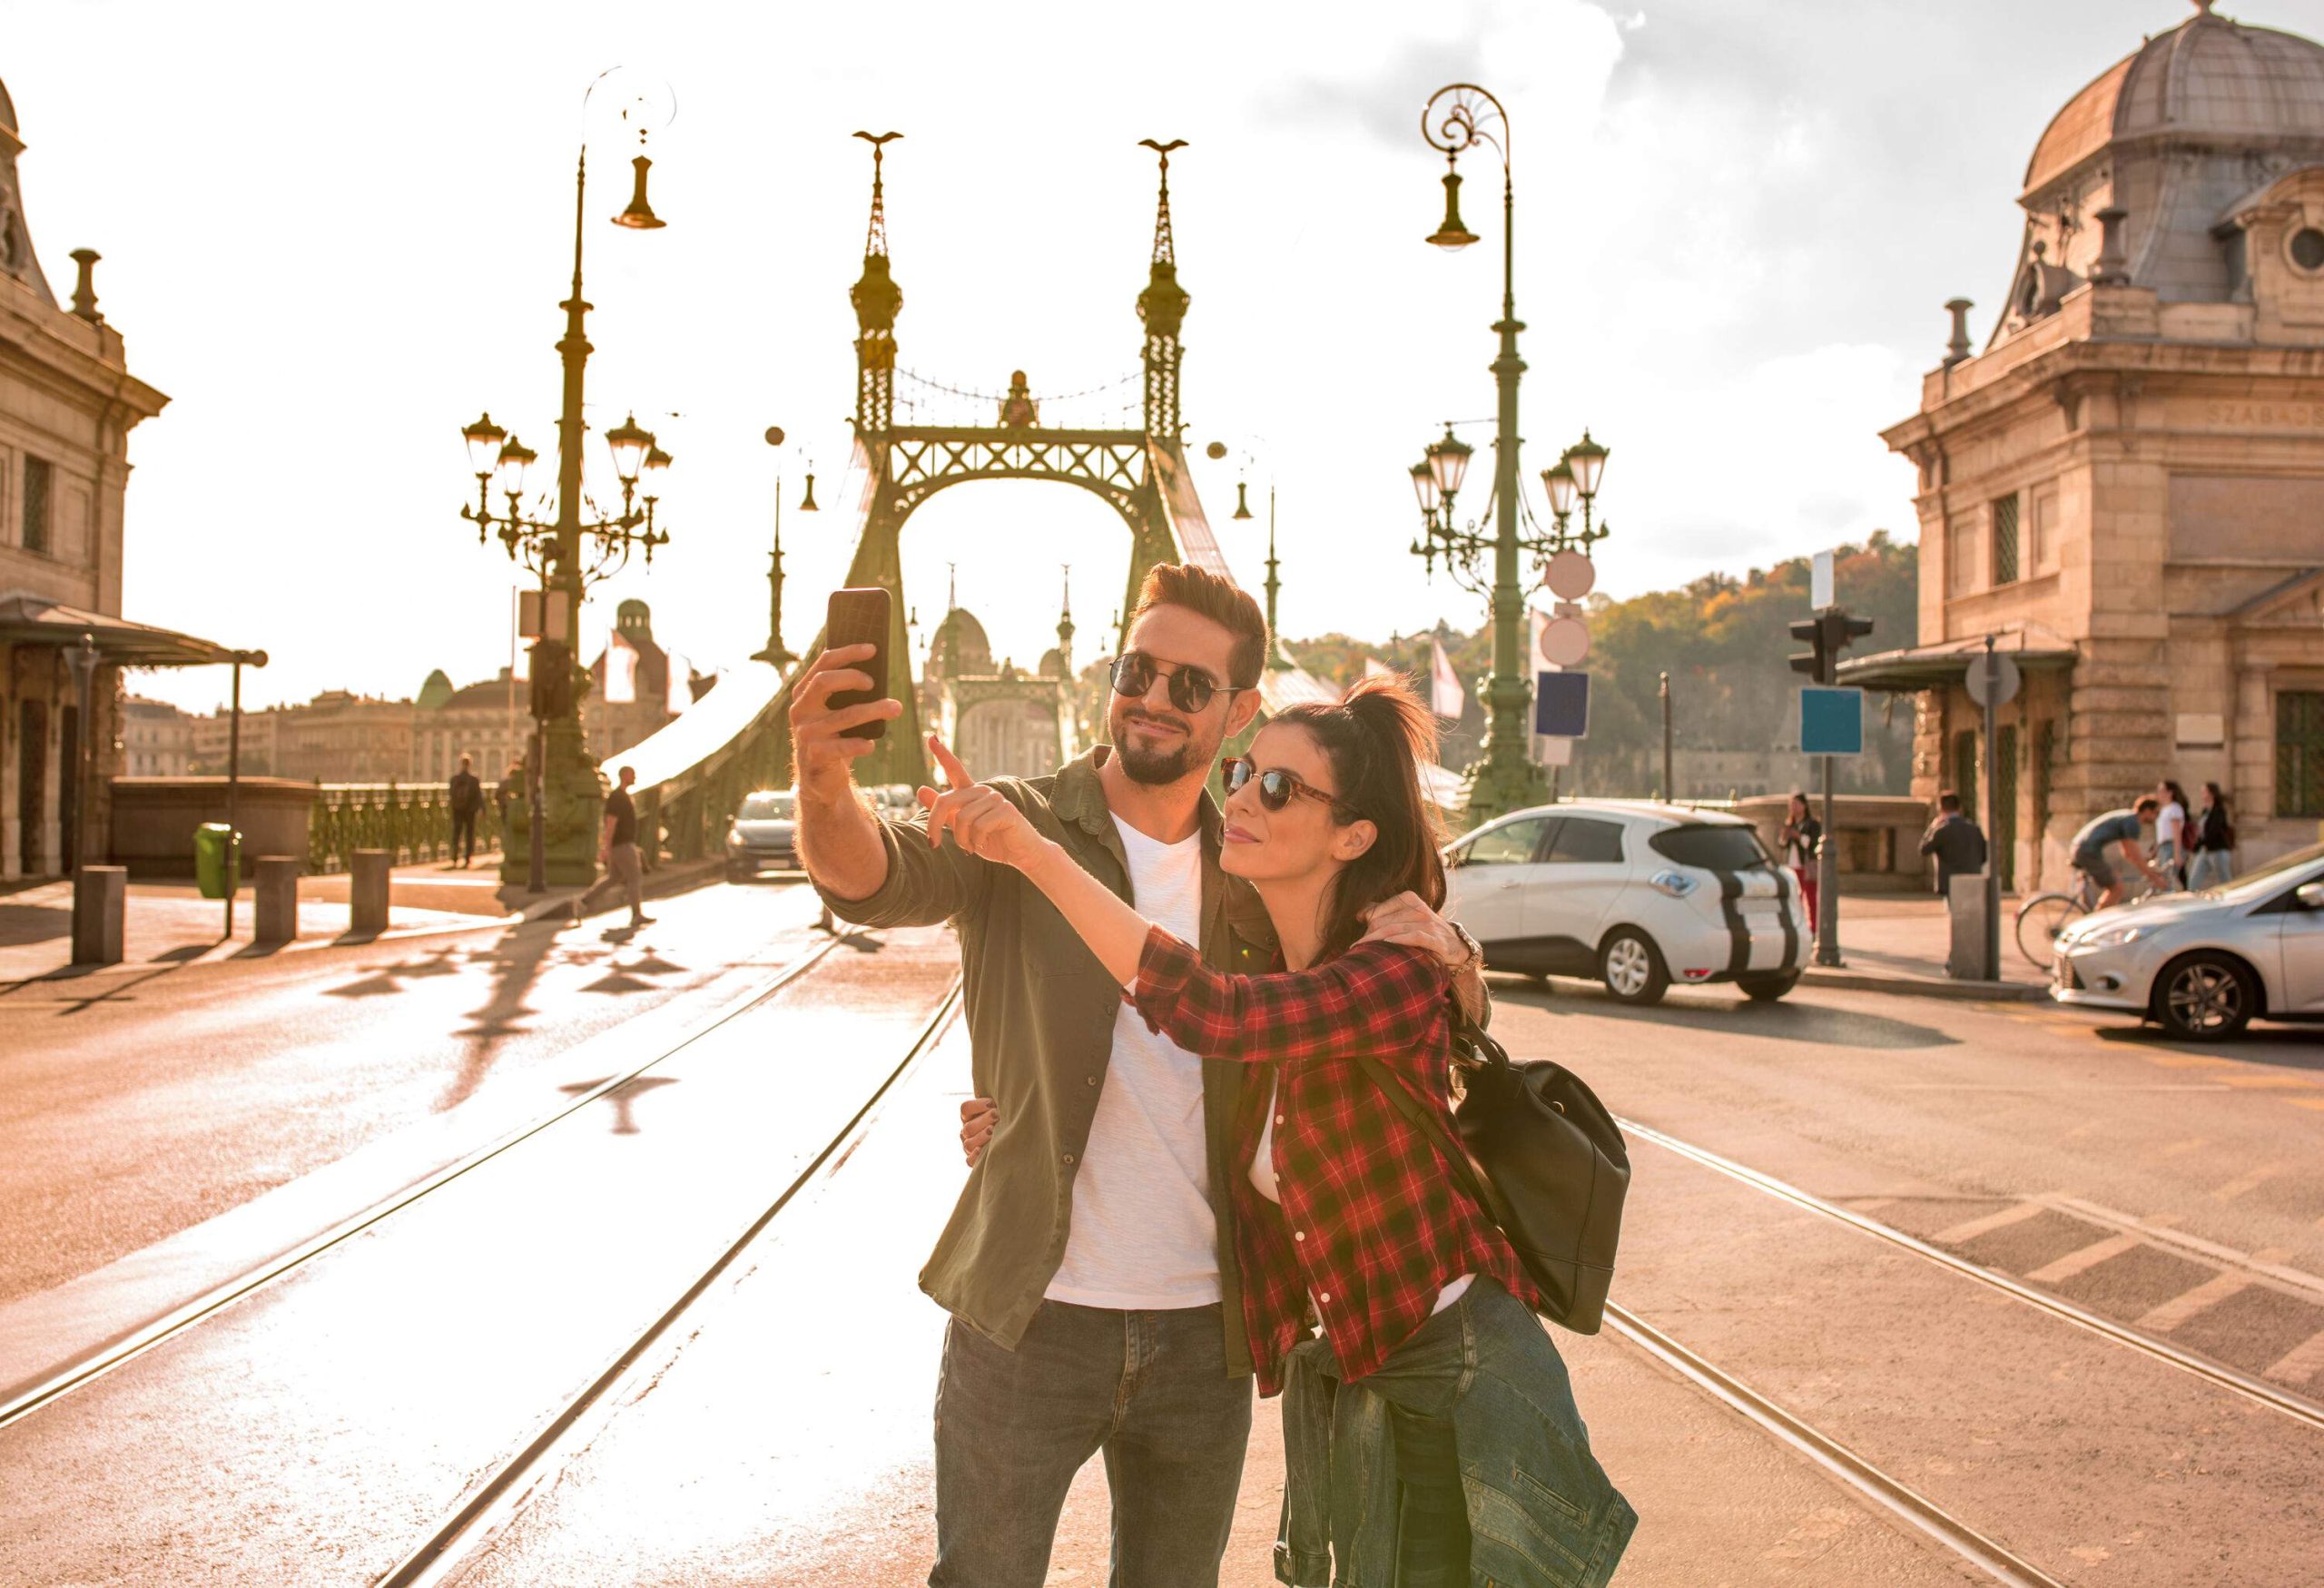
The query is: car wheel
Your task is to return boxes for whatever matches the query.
[727,863,752,883]
[2152,952,2257,1040]
[1599,929,1669,1006]
[1738,972,1799,1002]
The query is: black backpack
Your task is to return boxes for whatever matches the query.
[1357,1016,1629,1334]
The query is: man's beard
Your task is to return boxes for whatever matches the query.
[1112,706,1207,786]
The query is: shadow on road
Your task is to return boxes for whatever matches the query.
[2093,1023,2324,1071]
[1495,980,1960,1050]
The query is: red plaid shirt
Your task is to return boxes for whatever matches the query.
[1129,926,1543,1396]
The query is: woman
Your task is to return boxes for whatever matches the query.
[925,677,1634,1588]
[2187,782,2236,891]
[1779,790,1822,932]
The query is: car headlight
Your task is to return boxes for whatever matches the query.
[1649,869,1698,899]
[725,831,746,849]
[2085,923,2147,948]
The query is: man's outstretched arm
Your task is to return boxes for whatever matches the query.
[790,645,901,903]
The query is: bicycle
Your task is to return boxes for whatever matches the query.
[2014,862,2178,967]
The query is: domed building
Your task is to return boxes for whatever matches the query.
[1865,1,2324,889]
[917,575,1081,781]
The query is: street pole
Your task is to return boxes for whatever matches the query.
[225,656,242,939]
[1659,671,1673,802]
[543,149,595,890]
[1816,752,1841,967]
[1981,635,2002,982]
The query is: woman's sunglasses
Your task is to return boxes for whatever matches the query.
[1220,756,1361,821]
[1108,652,1240,714]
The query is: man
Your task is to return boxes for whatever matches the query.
[1918,790,1987,899]
[576,764,651,928]
[447,755,484,869]
[2070,795,2168,911]
[1777,790,1822,934]
[791,563,1483,1588]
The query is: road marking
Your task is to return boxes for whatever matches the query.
[2211,1164,2283,1203]
[2136,1270,2254,1333]
[1933,1200,2051,1246]
[2026,1233,2141,1284]
[2267,1328,2324,1386]
[2154,1136,2211,1159]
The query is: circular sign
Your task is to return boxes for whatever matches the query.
[763,426,786,447]
[1539,615,1591,668]
[1542,548,1597,601]
[1965,651,2021,708]
[1204,439,1229,460]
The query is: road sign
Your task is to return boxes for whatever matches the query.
[1531,734,1573,766]
[1965,650,2021,708]
[1811,549,1835,612]
[1543,548,1596,601]
[1538,615,1590,666]
[1536,671,1590,737]
[1800,686,1864,755]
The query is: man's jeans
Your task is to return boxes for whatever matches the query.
[931,1299,1252,1588]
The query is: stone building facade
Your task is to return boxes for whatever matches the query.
[0,76,212,881]
[918,587,1079,782]
[119,695,192,777]
[1863,4,2324,891]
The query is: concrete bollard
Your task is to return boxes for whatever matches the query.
[1946,873,1988,980]
[254,856,302,945]
[72,865,126,966]
[350,849,391,935]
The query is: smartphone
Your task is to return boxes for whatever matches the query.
[825,587,893,742]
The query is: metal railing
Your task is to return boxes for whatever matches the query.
[308,784,503,875]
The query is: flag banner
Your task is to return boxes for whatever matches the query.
[1429,637,1465,720]
[605,631,640,705]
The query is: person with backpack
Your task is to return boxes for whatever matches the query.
[929,675,1633,1587]
[1778,790,1823,934]
[1918,790,1988,899]
[2187,783,2236,890]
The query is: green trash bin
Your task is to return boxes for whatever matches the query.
[193,822,239,900]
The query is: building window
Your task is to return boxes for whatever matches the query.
[2279,691,2324,818]
[21,457,52,555]
[2292,227,2324,274]
[1992,492,2020,586]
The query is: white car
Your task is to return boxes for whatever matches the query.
[2051,841,2324,1039]
[1443,800,1807,1006]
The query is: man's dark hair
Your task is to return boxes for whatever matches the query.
[2133,794,2160,816]
[1937,791,1961,813]
[1128,562,1269,688]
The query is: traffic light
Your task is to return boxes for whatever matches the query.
[1788,609,1876,687]
[527,639,572,720]
[1788,618,1830,685]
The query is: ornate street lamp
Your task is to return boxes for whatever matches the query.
[1406,83,1620,824]
[452,68,677,892]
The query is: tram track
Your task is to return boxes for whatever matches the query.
[0,929,852,1434]
[378,980,964,1588]
[1613,1114,2324,1435]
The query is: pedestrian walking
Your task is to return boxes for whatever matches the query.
[447,755,484,869]
[575,764,650,928]
[1918,790,1988,899]
[790,564,1532,1588]
[928,671,1633,1587]
[1778,790,1822,934]
[2187,782,2236,891]
[2154,779,2190,884]
[496,757,524,819]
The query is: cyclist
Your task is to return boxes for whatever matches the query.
[2070,796,2169,911]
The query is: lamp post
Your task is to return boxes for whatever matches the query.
[222,647,268,937]
[1410,85,1616,825]
[456,71,676,890]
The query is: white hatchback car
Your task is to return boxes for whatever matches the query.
[1443,800,1807,1005]
[2051,841,2324,1039]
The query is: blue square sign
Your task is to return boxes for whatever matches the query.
[1800,686,1865,755]
[1535,671,1590,738]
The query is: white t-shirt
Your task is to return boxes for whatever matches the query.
[1044,814,1220,1309]
[2156,801,2186,848]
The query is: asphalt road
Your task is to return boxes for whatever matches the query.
[0,876,826,1309]
[5,919,2320,1584]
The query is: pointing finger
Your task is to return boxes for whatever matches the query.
[928,734,975,791]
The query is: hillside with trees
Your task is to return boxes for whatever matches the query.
[1286,533,1919,798]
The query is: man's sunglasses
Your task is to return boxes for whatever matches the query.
[1108,652,1241,714]
[1220,755,1361,822]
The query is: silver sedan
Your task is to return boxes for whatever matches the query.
[2051,841,2324,1038]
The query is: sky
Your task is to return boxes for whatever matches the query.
[3,0,2275,714]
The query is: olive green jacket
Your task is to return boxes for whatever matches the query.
[813,745,1277,1377]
